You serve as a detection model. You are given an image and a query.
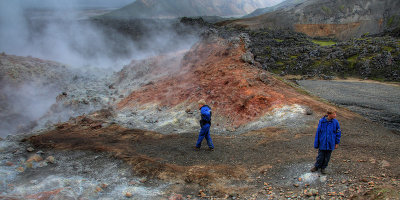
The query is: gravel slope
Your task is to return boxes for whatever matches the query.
[297,80,400,132]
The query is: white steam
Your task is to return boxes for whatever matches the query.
[0,82,59,137]
[0,0,200,137]
[0,0,198,70]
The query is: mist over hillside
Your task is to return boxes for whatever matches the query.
[101,0,285,19]
[0,0,201,137]
[244,0,308,18]
[0,0,199,69]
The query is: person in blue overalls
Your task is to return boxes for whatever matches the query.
[195,99,214,151]
[311,108,341,174]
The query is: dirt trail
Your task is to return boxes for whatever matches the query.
[26,108,400,199]
[297,80,400,132]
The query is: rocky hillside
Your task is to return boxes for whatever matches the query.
[244,0,307,18]
[221,0,400,40]
[183,18,400,81]
[114,32,329,134]
[246,29,400,81]
[0,29,332,137]
[99,0,283,19]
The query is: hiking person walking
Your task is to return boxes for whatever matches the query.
[311,108,341,174]
[195,99,214,151]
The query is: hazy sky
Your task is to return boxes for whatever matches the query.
[12,0,136,9]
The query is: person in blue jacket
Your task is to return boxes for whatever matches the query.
[195,99,214,151]
[311,108,341,174]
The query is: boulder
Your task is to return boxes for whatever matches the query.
[46,156,56,164]
[27,154,43,162]
[125,192,133,198]
[241,52,255,64]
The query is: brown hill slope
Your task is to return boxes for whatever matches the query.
[116,34,331,131]
[221,0,400,40]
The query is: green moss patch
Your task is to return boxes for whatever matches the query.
[347,55,358,63]
[339,5,345,12]
[383,46,394,52]
[321,6,332,15]
[312,40,336,46]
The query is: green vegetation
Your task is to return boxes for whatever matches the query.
[387,15,400,27]
[387,16,395,27]
[248,28,399,82]
[321,6,332,15]
[362,55,375,61]
[312,40,336,46]
[339,5,345,12]
[312,60,321,68]
[383,46,394,52]
[347,55,358,63]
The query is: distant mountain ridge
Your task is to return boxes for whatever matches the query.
[100,0,284,19]
[244,0,307,18]
[222,0,400,40]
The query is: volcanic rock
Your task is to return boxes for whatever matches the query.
[241,51,255,64]
[125,192,133,198]
[169,193,183,200]
[27,154,43,163]
[46,156,56,164]
[116,32,328,133]
[223,0,400,40]
[381,160,390,168]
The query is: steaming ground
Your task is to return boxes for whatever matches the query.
[1,35,399,199]
[0,1,201,137]
[0,136,167,199]
[1,109,399,199]
[1,6,399,198]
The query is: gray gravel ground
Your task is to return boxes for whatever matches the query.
[297,80,400,132]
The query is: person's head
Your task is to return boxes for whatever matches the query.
[326,108,337,120]
[198,99,206,109]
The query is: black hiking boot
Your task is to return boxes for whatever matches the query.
[194,147,200,151]
[321,168,328,174]
[310,167,318,172]
[208,148,214,151]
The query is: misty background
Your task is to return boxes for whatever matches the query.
[0,0,285,137]
[0,0,200,69]
[0,0,201,137]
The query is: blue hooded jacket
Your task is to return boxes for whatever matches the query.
[200,105,212,126]
[314,116,341,150]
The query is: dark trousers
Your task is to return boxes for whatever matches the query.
[314,149,333,169]
[196,124,214,149]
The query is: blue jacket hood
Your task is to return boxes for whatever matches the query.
[314,116,341,150]
[200,105,212,122]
